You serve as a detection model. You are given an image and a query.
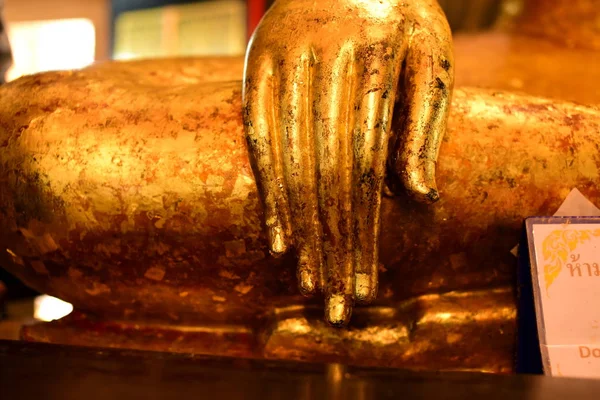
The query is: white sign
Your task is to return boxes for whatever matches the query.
[528,219,600,378]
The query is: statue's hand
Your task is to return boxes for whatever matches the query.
[243,0,453,326]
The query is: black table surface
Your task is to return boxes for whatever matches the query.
[1,339,600,399]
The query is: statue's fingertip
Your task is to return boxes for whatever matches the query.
[325,295,352,328]
[425,187,440,204]
[396,157,441,204]
[402,172,440,204]
[268,225,287,255]
[355,272,378,304]
[405,183,439,204]
[298,270,317,296]
[414,187,440,204]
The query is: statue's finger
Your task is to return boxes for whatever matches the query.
[313,46,356,326]
[243,54,292,254]
[278,52,323,295]
[392,24,454,204]
[352,44,402,304]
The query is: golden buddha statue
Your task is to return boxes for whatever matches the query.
[0,0,598,373]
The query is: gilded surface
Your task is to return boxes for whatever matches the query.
[2,0,600,372]
[243,0,454,326]
[1,58,600,371]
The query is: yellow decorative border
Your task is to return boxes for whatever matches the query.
[542,229,600,293]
